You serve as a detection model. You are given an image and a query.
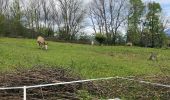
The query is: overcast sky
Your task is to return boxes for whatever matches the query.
[143,0,170,17]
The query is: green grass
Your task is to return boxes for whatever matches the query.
[0,37,170,78]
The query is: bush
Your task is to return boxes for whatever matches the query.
[79,33,91,41]
[95,33,106,46]
[38,27,54,37]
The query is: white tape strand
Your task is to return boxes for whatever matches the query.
[0,77,117,90]
[0,76,169,90]
[26,77,117,89]
[0,86,23,90]
[117,77,170,88]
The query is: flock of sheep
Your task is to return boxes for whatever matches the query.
[37,36,158,62]
[36,36,133,50]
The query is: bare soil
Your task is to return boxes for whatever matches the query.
[0,66,169,100]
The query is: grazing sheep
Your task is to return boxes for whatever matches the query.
[91,40,94,46]
[37,36,48,50]
[126,42,133,46]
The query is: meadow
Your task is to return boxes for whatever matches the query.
[0,38,170,78]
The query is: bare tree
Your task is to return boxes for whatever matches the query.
[89,0,130,44]
[23,0,38,29]
[89,7,97,34]
[57,0,86,40]
[40,0,50,28]
[0,0,9,15]
[49,0,60,31]
[10,0,22,21]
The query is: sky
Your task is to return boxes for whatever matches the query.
[143,0,170,16]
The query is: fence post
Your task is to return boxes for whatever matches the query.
[23,86,26,100]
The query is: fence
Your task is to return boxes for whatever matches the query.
[0,76,169,100]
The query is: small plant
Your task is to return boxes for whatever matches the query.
[149,52,158,61]
[77,90,94,100]
[95,33,106,46]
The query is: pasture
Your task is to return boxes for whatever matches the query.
[0,38,170,78]
[0,38,170,99]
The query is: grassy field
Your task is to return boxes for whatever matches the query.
[0,38,170,78]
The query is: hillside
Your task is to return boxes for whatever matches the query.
[0,38,170,78]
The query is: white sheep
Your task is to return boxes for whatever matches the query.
[126,42,133,46]
[91,40,94,46]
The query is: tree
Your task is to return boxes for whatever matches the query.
[89,0,130,45]
[23,0,41,30]
[10,0,25,36]
[95,33,106,46]
[145,2,166,47]
[127,0,144,45]
[57,0,86,40]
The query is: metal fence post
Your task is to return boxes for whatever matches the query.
[23,86,26,100]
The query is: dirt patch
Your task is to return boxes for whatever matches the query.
[92,76,170,100]
[0,66,97,100]
[0,66,169,100]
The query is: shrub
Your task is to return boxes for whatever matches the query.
[95,33,106,46]
[77,32,90,40]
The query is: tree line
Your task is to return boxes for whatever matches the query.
[0,0,169,47]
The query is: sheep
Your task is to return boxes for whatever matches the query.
[126,42,133,46]
[91,40,94,46]
[37,36,48,50]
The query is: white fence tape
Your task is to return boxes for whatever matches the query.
[0,86,23,90]
[0,76,117,90]
[0,76,169,100]
[26,76,117,89]
[117,77,170,88]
